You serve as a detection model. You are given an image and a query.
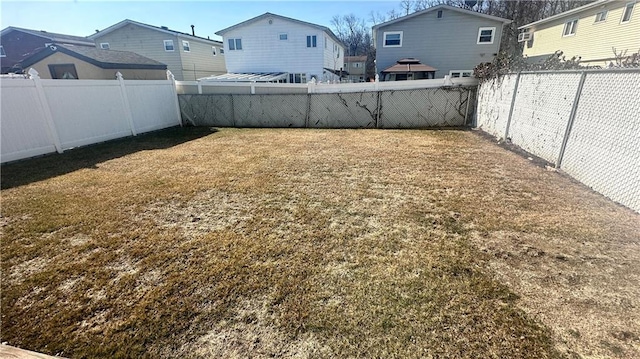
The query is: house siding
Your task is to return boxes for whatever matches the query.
[375,8,504,78]
[92,24,184,79]
[27,51,166,80]
[0,30,92,73]
[178,37,226,81]
[221,16,344,82]
[522,2,640,66]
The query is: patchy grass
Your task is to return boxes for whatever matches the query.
[1,127,638,358]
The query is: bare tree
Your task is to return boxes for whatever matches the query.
[400,0,414,15]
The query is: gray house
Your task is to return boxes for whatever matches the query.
[89,19,226,81]
[373,5,511,80]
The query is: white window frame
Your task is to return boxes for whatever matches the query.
[621,2,635,23]
[182,40,190,52]
[279,33,288,40]
[594,10,608,23]
[0,45,6,57]
[100,42,110,50]
[228,38,242,51]
[477,27,495,44]
[220,48,225,55]
[164,40,175,52]
[212,46,217,56]
[562,19,578,37]
[383,31,403,47]
[449,70,473,78]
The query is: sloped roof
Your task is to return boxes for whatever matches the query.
[345,56,367,62]
[373,4,512,30]
[18,44,167,70]
[89,19,222,44]
[199,72,288,82]
[382,58,437,73]
[0,26,94,46]
[519,0,613,29]
[215,12,345,48]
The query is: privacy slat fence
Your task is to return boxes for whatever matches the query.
[476,69,640,213]
[179,86,475,129]
[1,70,181,163]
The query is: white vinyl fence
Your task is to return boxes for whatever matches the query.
[1,69,181,163]
[476,69,640,212]
[176,77,478,95]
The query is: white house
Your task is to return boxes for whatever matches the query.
[213,13,346,83]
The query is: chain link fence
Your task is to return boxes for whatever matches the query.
[179,86,475,129]
[476,69,640,213]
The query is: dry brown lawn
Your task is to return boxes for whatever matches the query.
[1,127,638,358]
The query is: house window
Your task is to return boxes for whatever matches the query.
[595,10,608,23]
[212,46,217,56]
[306,35,317,48]
[563,19,578,36]
[228,38,242,50]
[383,31,403,47]
[437,10,443,18]
[164,40,174,51]
[220,48,224,55]
[477,27,495,44]
[621,2,635,23]
[279,33,288,40]
[0,45,5,57]
[450,70,473,78]
[325,37,328,48]
[48,64,78,79]
[353,62,361,68]
[182,40,190,52]
[100,43,110,50]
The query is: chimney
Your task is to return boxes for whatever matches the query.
[191,25,195,36]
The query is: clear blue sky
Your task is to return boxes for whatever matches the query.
[1,1,401,41]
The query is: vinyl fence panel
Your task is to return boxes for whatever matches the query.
[41,80,132,149]
[1,71,181,163]
[126,80,181,133]
[0,80,56,163]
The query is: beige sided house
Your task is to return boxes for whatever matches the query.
[520,0,639,66]
[17,44,167,80]
[89,19,226,80]
[344,55,367,82]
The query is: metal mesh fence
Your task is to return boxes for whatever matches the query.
[233,94,307,127]
[508,73,582,164]
[476,74,518,138]
[561,72,640,212]
[179,94,234,126]
[379,87,471,128]
[179,86,472,129]
[308,92,377,128]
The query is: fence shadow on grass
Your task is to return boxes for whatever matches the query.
[1,126,215,190]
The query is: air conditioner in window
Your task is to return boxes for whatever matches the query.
[518,32,533,42]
